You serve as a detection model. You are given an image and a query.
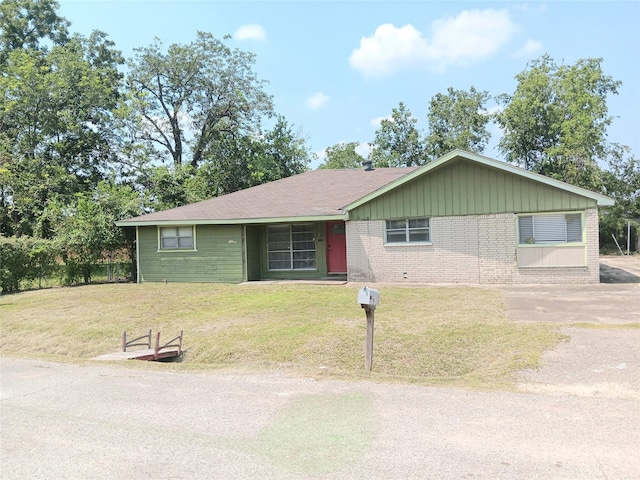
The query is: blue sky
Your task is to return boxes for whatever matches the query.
[58,1,640,169]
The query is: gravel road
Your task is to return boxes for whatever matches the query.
[1,356,638,480]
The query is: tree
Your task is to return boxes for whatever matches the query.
[496,54,621,189]
[424,86,492,159]
[52,181,143,284]
[126,32,274,168]
[141,117,312,210]
[369,102,426,167]
[0,0,69,64]
[600,144,640,251]
[317,142,364,169]
[199,115,312,195]
[0,31,124,237]
[250,116,312,183]
[141,164,206,212]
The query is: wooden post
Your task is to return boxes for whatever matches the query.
[363,304,375,371]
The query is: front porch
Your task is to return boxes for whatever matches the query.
[244,221,347,282]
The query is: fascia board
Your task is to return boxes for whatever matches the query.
[115,214,347,227]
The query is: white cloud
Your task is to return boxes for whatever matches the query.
[349,9,519,77]
[234,24,267,41]
[370,115,392,127]
[307,92,329,110]
[513,39,544,58]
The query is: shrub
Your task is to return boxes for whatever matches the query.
[0,236,59,293]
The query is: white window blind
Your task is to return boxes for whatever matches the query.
[518,214,583,244]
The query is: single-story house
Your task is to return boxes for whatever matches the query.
[116,150,614,285]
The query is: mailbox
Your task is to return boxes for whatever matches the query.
[358,286,380,306]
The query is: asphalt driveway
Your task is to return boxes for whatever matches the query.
[501,255,639,400]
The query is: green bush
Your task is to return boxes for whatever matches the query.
[0,236,60,293]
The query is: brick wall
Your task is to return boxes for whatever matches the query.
[347,208,601,284]
[478,213,517,284]
[346,217,480,283]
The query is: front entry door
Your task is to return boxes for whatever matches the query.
[326,221,347,273]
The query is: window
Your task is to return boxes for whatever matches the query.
[518,213,582,244]
[160,226,194,250]
[385,218,430,244]
[267,224,316,270]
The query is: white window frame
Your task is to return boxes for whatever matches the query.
[267,224,317,271]
[385,218,431,244]
[158,226,196,251]
[517,212,584,245]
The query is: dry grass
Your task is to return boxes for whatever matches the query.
[0,283,563,388]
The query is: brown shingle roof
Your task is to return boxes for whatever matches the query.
[119,167,417,225]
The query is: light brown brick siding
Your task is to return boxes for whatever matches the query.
[346,208,600,284]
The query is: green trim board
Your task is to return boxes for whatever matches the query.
[116,214,346,227]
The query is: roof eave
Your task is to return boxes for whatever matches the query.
[115,213,347,227]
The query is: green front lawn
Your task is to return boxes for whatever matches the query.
[0,283,563,389]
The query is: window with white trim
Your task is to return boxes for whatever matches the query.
[385,218,430,244]
[160,226,194,250]
[518,213,582,244]
[267,224,316,270]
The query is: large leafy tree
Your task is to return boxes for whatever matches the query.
[0,22,124,236]
[142,116,312,210]
[0,0,69,65]
[317,142,364,169]
[250,116,312,183]
[496,54,621,190]
[370,102,426,167]
[126,32,274,168]
[424,86,491,159]
[51,181,143,283]
[600,144,640,250]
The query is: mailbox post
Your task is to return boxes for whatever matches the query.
[358,286,379,371]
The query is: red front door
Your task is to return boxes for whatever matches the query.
[326,222,347,273]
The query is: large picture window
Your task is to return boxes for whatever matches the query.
[160,226,194,250]
[267,224,316,271]
[518,213,582,244]
[385,218,430,244]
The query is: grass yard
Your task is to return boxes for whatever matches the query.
[0,283,563,388]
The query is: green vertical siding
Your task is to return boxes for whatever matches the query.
[138,225,244,283]
[245,225,261,281]
[349,159,597,220]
